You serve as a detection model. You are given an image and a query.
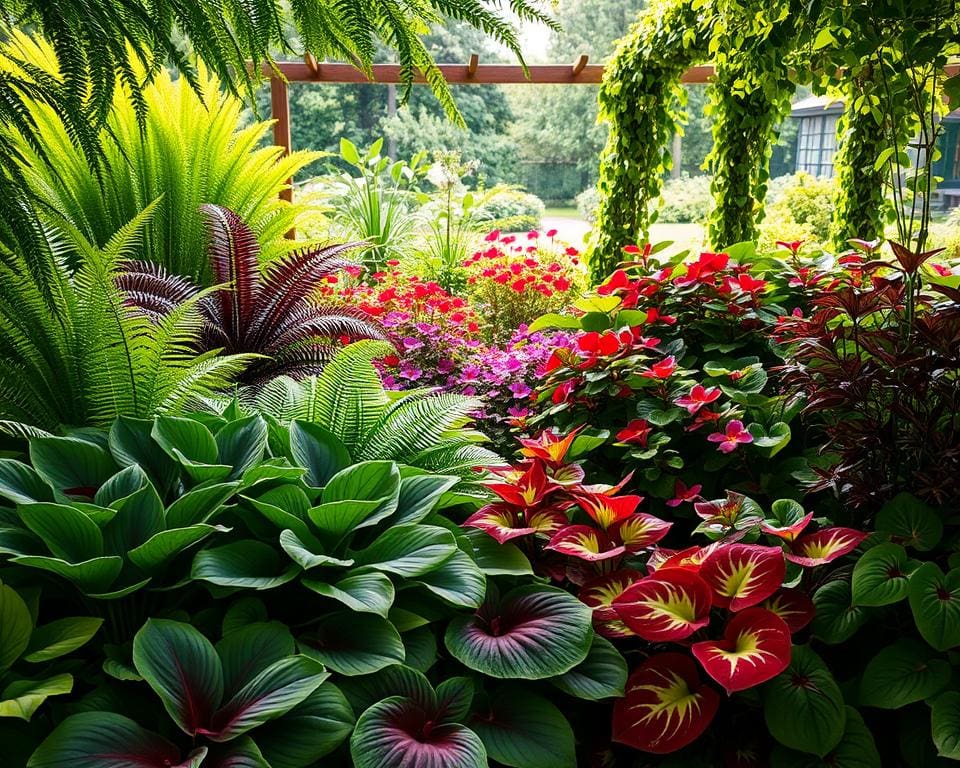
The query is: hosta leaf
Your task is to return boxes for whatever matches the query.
[302,612,405,676]
[95,465,149,507]
[152,416,218,466]
[612,568,712,641]
[307,500,384,541]
[278,529,354,570]
[222,598,268,636]
[29,437,116,497]
[304,572,396,616]
[133,619,224,735]
[245,489,317,545]
[612,653,719,754]
[214,416,267,481]
[23,617,102,663]
[0,459,53,505]
[11,554,123,595]
[103,484,165,552]
[0,673,73,720]
[289,421,351,487]
[165,483,239,529]
[692,608,792,693]
[351,696,487,768]
[461,529,532,575]
[193,540,299,590]
[811,580,870,644]
[351,524,457,577]
[215,622,295,696]
[337,664,436,716]
[206,656,329,742]
[435,677,473,723]
[26,712,201,768]
[763,645,845,757]
[858,639,951,709]
[771,707,880,767]
[907,563,960,651]
[470,686,575,768]
[932,691,960,759]
[207,737,267,768]
[875,493,942,551]
[851,543,917,606]
[414,549,486,608]
[552,635,627,700]
[445,584,592,679]
[323,461,400,508]
[19,503,104,562]
[255,685,355,768]
[0,582,32,672]
[128,525,227,571]
[395,474,459,525]
[109,417,178,497]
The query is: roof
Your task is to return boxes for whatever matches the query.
[790,94,960,122]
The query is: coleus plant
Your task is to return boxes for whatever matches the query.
[529,245,809,507]
[465,428,871,759]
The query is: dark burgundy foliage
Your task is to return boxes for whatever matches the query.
[117,204,387,385]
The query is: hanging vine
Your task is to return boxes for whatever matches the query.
[590,0,709,282]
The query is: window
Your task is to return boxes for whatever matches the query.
[796,114,839,178]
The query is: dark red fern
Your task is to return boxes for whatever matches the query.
[116,204,387,386]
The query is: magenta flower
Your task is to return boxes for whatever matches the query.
[674,384,722,414]
[399,365,423,381]
[509,382,532,399]
[402,336,424,351]
[707,420,754,454]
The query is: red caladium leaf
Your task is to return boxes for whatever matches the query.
[575,492,644,530]
[609,513,672,551]
[546,525,626,562]
[579,569,645,638]
[550,463,586,487]
[518,428,582,466]
[463,504,568,544]
[694,492,761,529]
[760,512,814,542]
[762,588,815,633]
[613,568,713,642]
[612,653,720,754]
[700,544,785,611]
[785,527,867,567]
[484,460,551,507]
[691,608,791,693]
[648,544,719,573]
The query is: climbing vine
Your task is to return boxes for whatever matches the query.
[590,0,709,282]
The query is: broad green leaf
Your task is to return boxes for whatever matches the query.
[26,712,196,767]
[435,677,474,723]
[0,460,53,505]
[337,664,435,715]
[214,416,267,480]
[108,417,178,496]
[771,707,880,767]
[908,563,960,651]
[19,503,104,561]
[811,580,869,644]
[221,598,268,637]
[152,416,218,465]
[127,525,227,571]
[244,488,317,545]
[445,585,592,679]
[932,691,960,759]
[858,639,951,709]
[0,582,32,672]
[573,295,621,313]
[0,673,73,720]
[278,529,354,570]
[394,474,459,525]
[307,500,384,541]
[403,627,438,672]
[193,540,299,590]
[255,685,354,768]
[351,524,457,577]
[470,686,576,768]
[552,635,627,700]
[165,483,239,529]
[414,550,485,608]
[102,483,165,553]
[133,619,224,735]
[763,645,845,757]
[851,543,917,606]
[302,612,404,676]
[462,529,532,575]
[875,493,942,551]
[29,436,116,496]
[304,572,395,616]
[23,617,102,663]
[528,313,582,332]
[351,696,487,768]
[95,465,148,507]
[323,461,400,507]
[289,421,351,487]
[11,554,123,595]
[208,656,329,742]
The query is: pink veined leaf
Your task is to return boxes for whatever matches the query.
[785,527,868,566]
[579,569,645,638]
[463,504,567,543]
[613,568,713,642]
[608,513,672,551]
[761,588,815,633]
[546,525,627,562]
[699,544,786,611]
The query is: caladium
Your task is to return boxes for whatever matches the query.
[699,543,786,611]
[761,588,815,633]
[546,525,626,562]
[613,568,713,642]
[691,608,792,693]
[612,653,720,754]
[579,569,645,638]
[759,499,813,542]
[785,527,867,566]
[463,504,567,544]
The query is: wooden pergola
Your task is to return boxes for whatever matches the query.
[266,57,716,206]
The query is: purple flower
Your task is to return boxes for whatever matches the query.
[462,385,477,396]
[399,365,423,381]
[415,322,438,335]
[508,405,530,418]
[402,337,424,351]
[508,382,532,399]
[461,364,481,382]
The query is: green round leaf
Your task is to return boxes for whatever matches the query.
[470,686,576,768]
[763,645,846,757]
[0,582,32,673]
[932,691,960,759]
[289,421,351,488]
[851,543,917,607]
[414,550,486,608]
[351,524,457,578]
[551,634,627,700]
[858,639,951,709]
[445,584,592,679]
[908,563,960,652]
[302,612,405,676]
[255,684,355,768]
[23,617,102,663]
[811,580,870,644]
[192,540,299,590]
[875,493,942,551]
[771,707,880,767]
[304,572,395,617]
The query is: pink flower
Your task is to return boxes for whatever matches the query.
[546,229,558,237]
[707,420,754,454]
[674,384,721,414]
[640,356,677,379]
[665,479,703,507]
[485,230,500,242]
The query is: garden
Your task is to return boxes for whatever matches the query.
[0,1,959,767]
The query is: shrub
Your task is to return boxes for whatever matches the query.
[576,185,600,224]
[655,173,713,224]
[470,186,546,233]
[759,172,836,251]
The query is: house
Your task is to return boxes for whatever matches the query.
[789,95,960,208]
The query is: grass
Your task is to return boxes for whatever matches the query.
[543,206,579,218]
